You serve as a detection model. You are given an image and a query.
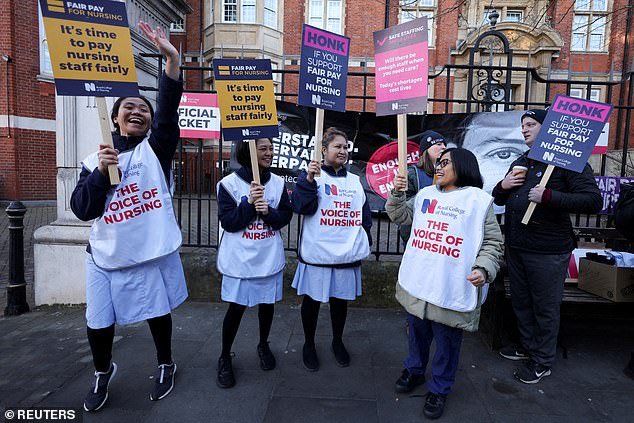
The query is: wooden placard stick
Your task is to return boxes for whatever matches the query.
[313,108,324,176]
[96,97,121,185]
[521,164,555,225]
[248,139,261,185]
[397,113,408,192]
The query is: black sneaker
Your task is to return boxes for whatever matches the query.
[331,340,350,367]
[217,356,236,388]
[513,360,551,384]
[83,362,118,412]
[150,362,176,401]
[394,369,425,393]
[302,343,319,372]
[257,342,276,371]
[423,392,447,420]
[499,345,529,361]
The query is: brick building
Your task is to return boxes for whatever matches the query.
[0,1,192,202]
[4,0,634,201]
[0,1,57,201]
[183,0,633,159]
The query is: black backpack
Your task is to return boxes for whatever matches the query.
[614,182,634,241]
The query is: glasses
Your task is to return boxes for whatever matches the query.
[435,159,452,169]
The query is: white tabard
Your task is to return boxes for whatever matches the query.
[398,185,492,312]
[299,171,370,265]
[216,172,286,278]
[83,138,182,270]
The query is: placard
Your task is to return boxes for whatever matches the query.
[298,24,350,112]
[178,93,220,139]
[528,95,613,172]
[38,0,139,96]
[213,59,279,141]
[373,17,429,116]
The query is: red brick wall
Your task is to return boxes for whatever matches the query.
[0,1,56,200]
[180,0,204,91]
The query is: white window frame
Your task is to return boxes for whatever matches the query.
[38,4,53,78]
[170,18,185,32]
[264,0,277,28]
[241,0,256,23]
[505,10,523,22]
[570,87,602,102]
[399,0,435,47]
[307,0,344,35]
[572,0,609,52]
[223,0,238,23]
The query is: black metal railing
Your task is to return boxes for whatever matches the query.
[139,51,634,257]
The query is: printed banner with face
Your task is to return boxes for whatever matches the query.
[232,103,536,211]
[213,59,279,141]
[298,24,350,112]
[595,176,634,214]
[528,95,613,172]
[178,93,220,139]
[373,17,428,116]
[38,0,139,96]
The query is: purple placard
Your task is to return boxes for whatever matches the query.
[595,176,634,214]
[528,95,613,173]
[298,25,350,112]
[373,18,428,116]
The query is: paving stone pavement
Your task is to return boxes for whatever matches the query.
[0,302,633,423]
[1,205,633,422]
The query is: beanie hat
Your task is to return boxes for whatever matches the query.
[418,130,447,154]
[521,109,547,125]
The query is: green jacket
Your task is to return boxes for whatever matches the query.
[391,165,432,243]
[385,187,504,332]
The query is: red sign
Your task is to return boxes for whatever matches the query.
[365,140,420,199]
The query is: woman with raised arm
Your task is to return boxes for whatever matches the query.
[70,22,186,412]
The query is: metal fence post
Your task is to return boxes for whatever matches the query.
[4,201,29,316]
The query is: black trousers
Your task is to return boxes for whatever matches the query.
[506,247,571,367]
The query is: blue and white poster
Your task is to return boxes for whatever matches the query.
[298,24,350,112]
[528,95,613,173]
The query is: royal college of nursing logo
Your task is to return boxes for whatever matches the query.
[420,198,438,214]
[324,184,338,196]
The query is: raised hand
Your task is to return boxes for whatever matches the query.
[138,20,180,80]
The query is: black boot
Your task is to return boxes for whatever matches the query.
[216,356,235,388]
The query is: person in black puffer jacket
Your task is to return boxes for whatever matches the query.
[492,109,602,384]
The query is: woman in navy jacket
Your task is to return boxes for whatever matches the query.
[292,127,372,371]
[70,22,185,412]
[215,138,292,388]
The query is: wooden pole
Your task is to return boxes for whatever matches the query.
[314,108,324,176]
[96,97,120,185]
[397,113,408,192]
[248,139,261,185]
[521,164,555,225]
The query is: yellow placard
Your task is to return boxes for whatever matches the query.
[216,80,277,128]
[43,17,137,83]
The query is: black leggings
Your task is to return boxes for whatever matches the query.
[301,295,348,347]
[220,302,275,358]
[87,313,173,372]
